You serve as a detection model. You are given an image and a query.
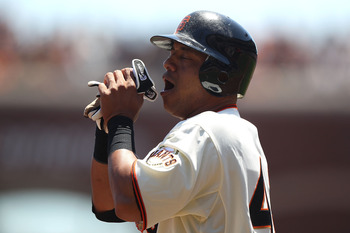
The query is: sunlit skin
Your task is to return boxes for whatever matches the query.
[161,42,237,120]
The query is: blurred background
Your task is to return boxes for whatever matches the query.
[0,0,349,232]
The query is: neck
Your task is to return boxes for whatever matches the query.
[183,96,237,120]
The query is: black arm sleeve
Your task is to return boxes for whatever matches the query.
[92,204,126,223]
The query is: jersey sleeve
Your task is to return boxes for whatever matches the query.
[131,122,222,230]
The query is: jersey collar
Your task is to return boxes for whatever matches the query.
[215,104,237,112]
[215,104,240,117]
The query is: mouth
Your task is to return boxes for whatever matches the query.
[163,77,175,92]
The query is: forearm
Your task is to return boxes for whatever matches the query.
[91,158,129,223]
[91,159,114,212]
[108,149,140,221]
[89,124,114,212]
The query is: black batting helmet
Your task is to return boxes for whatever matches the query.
[150,10,257,98]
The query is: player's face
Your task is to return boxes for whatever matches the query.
[161,42,213,119]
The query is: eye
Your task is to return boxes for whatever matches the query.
[180,54,192,60]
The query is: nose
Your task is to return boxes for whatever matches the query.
[163,56,176,72]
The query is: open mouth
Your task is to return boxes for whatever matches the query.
[163,79,175,91]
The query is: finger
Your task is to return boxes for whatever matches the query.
[104,72,115,87]
[122,68,136,86]
[98,81,108,94]
[113,69,125,86]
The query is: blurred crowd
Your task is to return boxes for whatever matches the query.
[1,14,349,233]
[0,16,349,112]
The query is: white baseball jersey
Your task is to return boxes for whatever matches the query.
[131,106,275,233]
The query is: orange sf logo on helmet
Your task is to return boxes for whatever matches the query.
[175,15,191,33]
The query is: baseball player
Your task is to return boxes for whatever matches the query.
[85,10,275,233]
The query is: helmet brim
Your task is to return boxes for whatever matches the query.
[150,34,230,65]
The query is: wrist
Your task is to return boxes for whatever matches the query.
[107,115,135,156]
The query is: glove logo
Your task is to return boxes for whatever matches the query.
[135,62,147,81]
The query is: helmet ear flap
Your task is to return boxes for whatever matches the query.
[199,57,238,97]
[218,71,229,84]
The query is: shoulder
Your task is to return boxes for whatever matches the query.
[184,109,257,135]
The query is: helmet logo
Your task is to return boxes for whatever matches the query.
[175,15,191,33]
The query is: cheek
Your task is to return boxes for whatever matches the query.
[177,61,204,93]
[189,75,203,92]
[182,67,201,86]
[182,79,209,103]
[179,78,202,97]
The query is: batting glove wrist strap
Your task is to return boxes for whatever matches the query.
[107,115,135,156]
[93,123,109,164]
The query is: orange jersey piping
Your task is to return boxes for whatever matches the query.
[131,160,147,231]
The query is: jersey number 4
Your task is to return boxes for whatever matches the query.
[249,159,273,232]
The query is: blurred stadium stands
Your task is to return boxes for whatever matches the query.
[0,14,350,233]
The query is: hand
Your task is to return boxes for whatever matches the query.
[98,68,144,124]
